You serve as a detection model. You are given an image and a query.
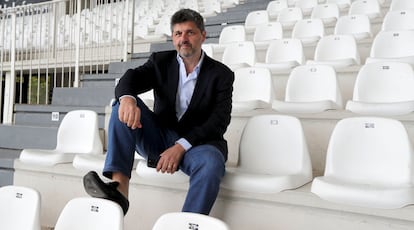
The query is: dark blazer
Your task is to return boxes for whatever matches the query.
[115,50,234,160]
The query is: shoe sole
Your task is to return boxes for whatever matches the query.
[83,171,129,215]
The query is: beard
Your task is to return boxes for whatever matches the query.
[178,42,195,58]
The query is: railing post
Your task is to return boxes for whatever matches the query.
[2,8,17,124]
[74,0,82,87]
[123,0,135,62]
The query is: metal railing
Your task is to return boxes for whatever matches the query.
[0,0,136,124]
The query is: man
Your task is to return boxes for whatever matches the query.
[83,8,234,215]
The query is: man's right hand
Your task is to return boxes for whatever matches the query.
[118,97,142,129]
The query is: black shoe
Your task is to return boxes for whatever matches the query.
[83,171,129,215]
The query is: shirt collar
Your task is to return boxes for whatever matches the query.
[176,51,205,75]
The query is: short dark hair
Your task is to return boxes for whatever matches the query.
[170,8,205,32]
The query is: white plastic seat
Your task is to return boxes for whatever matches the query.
[277,7,303,29]
[0,186,41,230]
[266,0,289,20]
[152,212,229,230]
[232,67,274,112]
[54,197,123,230]
[218,25,246,44]
[366,30,414,65]
[348,0,382,20]
[334,14,372,41]
[73,154,106,172]
[221,41,256,71]
[310,3,340,26]
[389,0,414,11]
[311,117,414,209]
[327,0,352,11]
[345,62,414,116]
[255,38,305,74]
[252,22,283,49]
[135,159,189,184]
[307,34,361,69]
[294,0,318,16]
[20,110,103,166]
[211,25,246,54]
[244,10,269,33]
[221,114,313,193]
[291,18,325,46]
[272,64,343,113]
[381,9,414,31]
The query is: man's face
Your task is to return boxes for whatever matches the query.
[172,21,206,59]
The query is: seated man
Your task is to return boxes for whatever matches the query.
[83,8,234,215]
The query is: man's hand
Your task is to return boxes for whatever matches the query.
[118,97,142,129]
[157,143,186,174]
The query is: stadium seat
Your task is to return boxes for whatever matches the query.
[272,64,343,113]
[310,3,340,26]
[366,30,414,65]
[244,10,269,33]
[221,41,256,71]
[348,0,382,20]
[152,212,229,230]
[346,62,414,116]
[277,7,303,29]
[311,117,414,209]
[135,159,189,183]
[326,0,352,11]
[19,110,103,166]
[307,34,361,69]
[295,0,318,16]
[54,197,123,230]
[291,18,325,46]
[389,0,414,11]
[334,14,372,41]
[232,67,274,112]
[266,0,289,20]
[252,22,283,49]
[212,25,246,54]
[255,38,305,74]
[381,9,414,31]
[221,114,313,193]
[0,186,41,230]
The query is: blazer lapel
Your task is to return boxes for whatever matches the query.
[166,58,180,107]
[186,57,213,110]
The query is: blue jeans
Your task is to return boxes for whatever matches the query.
[103,99,226,215]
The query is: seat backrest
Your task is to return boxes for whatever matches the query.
[239,114,311,175]
[0,185,41,230]
[369,30,414,59]
[152,212,229,230]
[244,10,269,30]
[310,3,340,24]
[348,0,382,19]
[382,9,414,31]
[56,110,103,154]
[326,0,352,10]
[277,7,303,27]
[295,0,318,15]
[265,38,305,64]
[285,64,342,106]
[266,0,289,19]
[222,41,256,68]
[253,22,283,44]
[390,0,414,11]
[334,14,372,40]
[352,62,414,102]
[54,197,123,230]
[218,25,246,44]
[232,67,274,104]
[325,117,413,186]
[291,18,325,42]
[314,34,360,64]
